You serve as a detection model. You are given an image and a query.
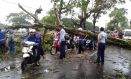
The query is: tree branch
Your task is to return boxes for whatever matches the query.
[71,18,80,26]
[61,0,71,10]
[54,8,62,25]
[18,4,41,24]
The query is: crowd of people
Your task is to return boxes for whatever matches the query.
[0,29,16,56]
[108,30,123,39]
[55,25,107,65]
[56,25,99,60]
[0,25,108,65]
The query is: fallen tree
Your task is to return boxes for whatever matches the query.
[9,4,131,50]
[10,24,131,50]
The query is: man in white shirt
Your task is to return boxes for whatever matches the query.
[57,25,66,59]
[97,27,107,64]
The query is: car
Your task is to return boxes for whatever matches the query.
[123,29,131,40]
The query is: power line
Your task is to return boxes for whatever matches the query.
[1,0,35,9]
[1,0,47,11]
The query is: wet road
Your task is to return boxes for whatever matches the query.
[0,46,131,79]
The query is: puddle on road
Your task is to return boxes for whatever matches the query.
[104,46,131,78]
[0,46,131,79]
[0,65,15,72]
[113,62,130,74]
[0,61,21,73]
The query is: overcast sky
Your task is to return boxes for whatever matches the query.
[0,0,131,28]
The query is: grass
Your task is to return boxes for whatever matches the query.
[15,44,22,55]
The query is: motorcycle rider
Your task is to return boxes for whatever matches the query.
[25,29,41,65]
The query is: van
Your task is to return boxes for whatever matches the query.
[123,29,131,40]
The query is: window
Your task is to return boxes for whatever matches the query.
[124,31,131,36]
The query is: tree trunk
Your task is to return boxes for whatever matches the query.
[83,11,87,29]
[83,19,86,29]
[80,18,86,29]
[80,18,84,28]
[93,18,96,32]
[58,0,63,20]
[10,23,131,50]
[54,8,61,25]
[93,13,97,32]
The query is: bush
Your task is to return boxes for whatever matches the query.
[43,34,54,52]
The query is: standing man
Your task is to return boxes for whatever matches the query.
[58,25,66,59]
[8,29,16,56]
[97,27,107,64]
[0,29,7,54]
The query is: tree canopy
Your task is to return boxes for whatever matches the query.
[91,0,125,31]
[107,8,128,31]
[41,13,99,31]
[51,0,76,20]
[60,0,126,30]
[41,10,57,25]
[0,22,8,29]
[6,12,32,25]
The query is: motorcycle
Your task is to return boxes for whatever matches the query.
[50,34,71,55]
[21,41,39,71]
[50,38,60,55]
[85,39,96,50]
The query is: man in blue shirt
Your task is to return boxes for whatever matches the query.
[26,29,39,64]
[26,29,44,65]
[26,29,38,54]
[26,29,37,42]
[57,25,66,59]
[0,29,7,53]
[97,27,107,64]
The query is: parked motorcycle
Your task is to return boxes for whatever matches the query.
[85,39,96,50]
[50,34,71,55]
[50,38,60,55]
[21,41,39,71]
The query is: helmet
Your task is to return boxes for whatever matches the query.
[29,29,36,33]
[78,28,83,30]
